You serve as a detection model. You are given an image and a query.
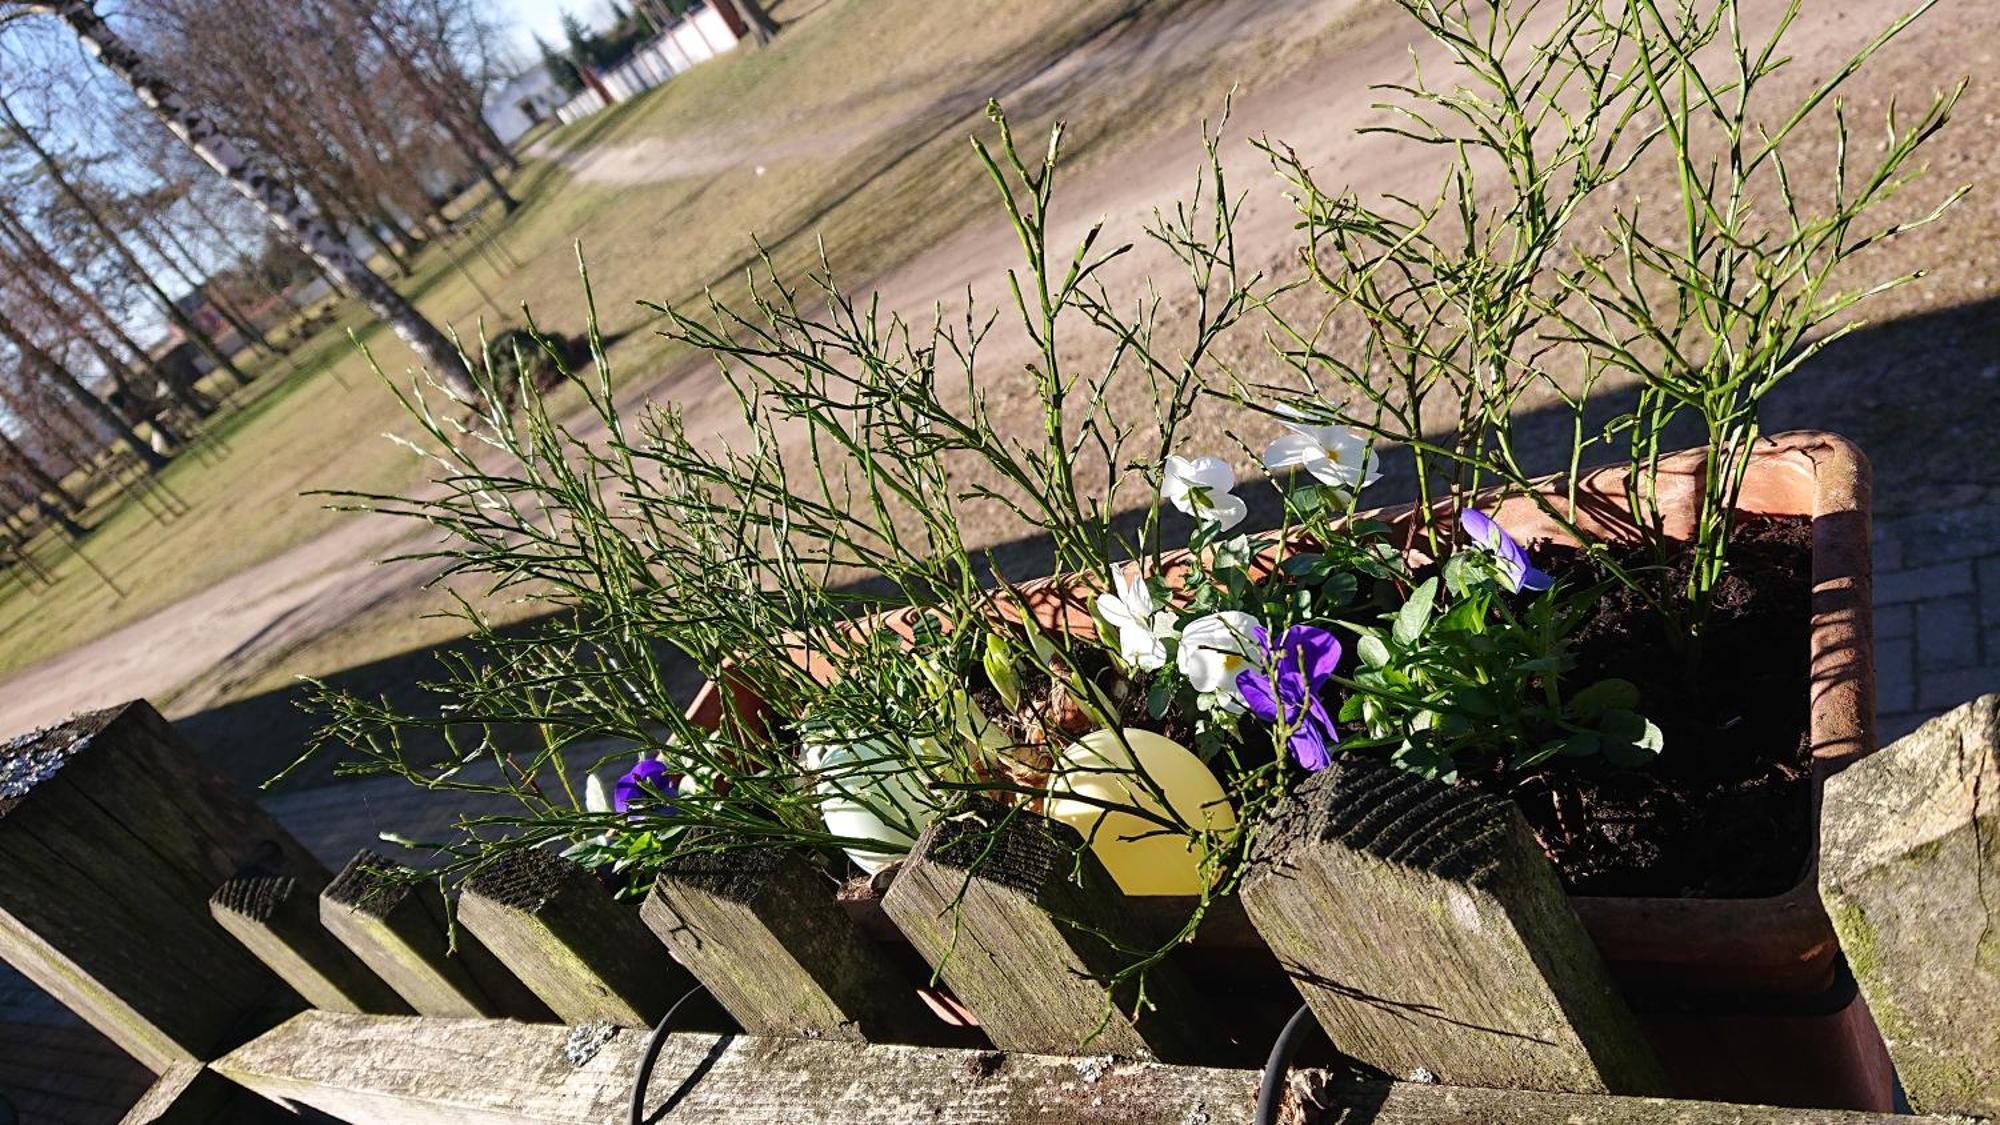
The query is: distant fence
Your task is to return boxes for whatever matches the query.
[553,4,741,126]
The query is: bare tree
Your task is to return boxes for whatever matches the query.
[13,1,478,398]
[0,302,168,470]
[0,192,212,417]
[0,91,254,388]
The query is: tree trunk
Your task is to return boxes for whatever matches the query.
[717,0,779,45]
[0,95,254,390]
[0,308,170,471]
[0,197,209,417]
[140,213,281,357]
[340,0,519,213]
[12,278,186,453]
[0,428,89,525]
[51,1,477,401]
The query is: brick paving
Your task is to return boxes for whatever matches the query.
[1872,498,2000,742]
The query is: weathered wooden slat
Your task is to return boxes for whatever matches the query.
[458,848,692,1027]
[0,702,320,1072]
[118,1062,291,1124]
[1821,693,2000,1117]
[879,799,1206,1062]
[211,874,412,1016]
[644,845,944,1043]
[318,851,553,1021]
[213,1009,1963,1125]
[1241,758,1666,1095]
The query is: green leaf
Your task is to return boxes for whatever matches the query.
[1320,572,1358,606]
[1599,709,1665,767]
[1146,676,1173,720]
[1569,678,1638,720]
[1279,553,1323,577]
[1357,633,1392,668]
[1393,577,1438,646]
[1442,550,1481,599]
[1513,739,1566,770]
[1558,732,1602,757]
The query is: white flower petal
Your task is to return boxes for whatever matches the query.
[1262,431,1326,471]
[583,771,612,814]
[1119,625,1169,671]
[1179,611,1262,695]
[1207,492,1248,532]
[1305,454,1358,489]
[1183,456,1236,495]
[1097,591,1141,632]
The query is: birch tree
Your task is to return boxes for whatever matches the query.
[13,0,478,399]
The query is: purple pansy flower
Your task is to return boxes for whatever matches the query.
[1458,509,1553,594]
[614,759,678,815]
[1235,624,1343,771]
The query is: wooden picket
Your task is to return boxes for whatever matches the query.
[2,698,1993,1123]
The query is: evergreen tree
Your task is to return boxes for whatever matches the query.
[535,32,582,96]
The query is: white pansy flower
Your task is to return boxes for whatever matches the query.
[1095,564,1178,671]
[1177,610,1264,712]
[1263,418,1382,491]
[1161,454,1248,532]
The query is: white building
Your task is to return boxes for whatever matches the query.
[484,65,567,147]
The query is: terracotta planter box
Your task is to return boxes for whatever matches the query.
[1498,432,1872,997]
[685,431,1875,993]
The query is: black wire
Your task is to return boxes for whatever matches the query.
[1254,1004,1318,1125]
[630,984,710,1125]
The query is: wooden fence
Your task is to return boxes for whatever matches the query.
[0,697,1992,1123]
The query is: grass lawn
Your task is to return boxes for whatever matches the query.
[0,0,1324,693]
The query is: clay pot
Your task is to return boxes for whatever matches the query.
[681,431,1884,1102]
[1486,433,1872,997]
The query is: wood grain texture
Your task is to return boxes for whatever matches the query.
[0,702,321,1071]
[1241,758,1665,1095]
[458,849,692,1027]
[318,851,553,1022]
[118,1061,291,1124]
[644,846,943,1043]
[1820,694,2000,1117]
[879,800,1206,1062]
[211,874,412,1016]
[213,1010,1963,1125]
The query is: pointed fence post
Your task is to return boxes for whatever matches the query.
[0,702,321,1072]
[211,874,411,1016]
[457,849,693,1027]
[1820,694,2000,1117]
[318,851,552,1022]
[643,845,943,1043]
[1240,759,1665,1095]
[880,799,1207,1061]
